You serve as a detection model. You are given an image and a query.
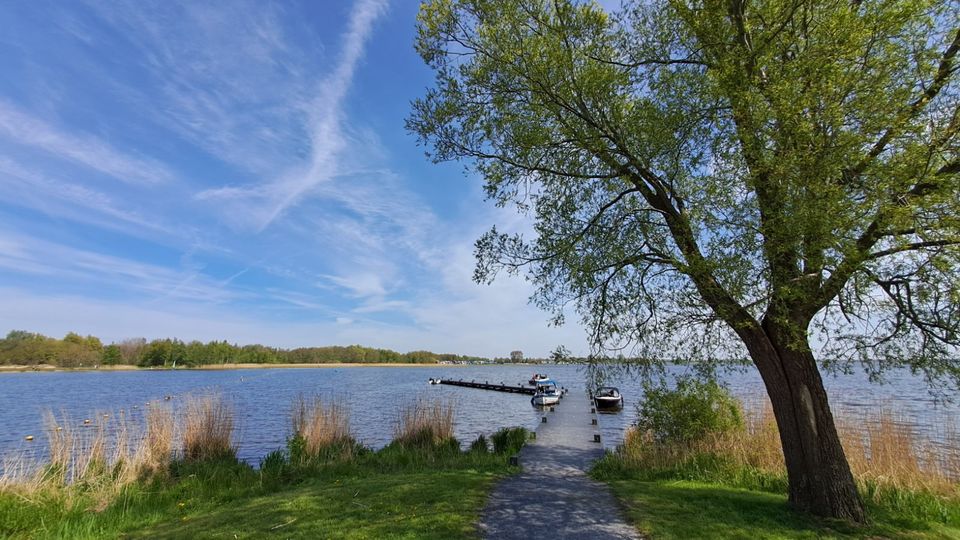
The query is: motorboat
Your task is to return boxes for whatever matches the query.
[593,386,623,410]
[528,373,550,385]
[428,377,442,385]
[531,380,561,406]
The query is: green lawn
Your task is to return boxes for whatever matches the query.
[605,479,960,540]
[0,442,522,540]
[127,470,498,539]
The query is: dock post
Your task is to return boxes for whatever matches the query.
[593,434,601,443]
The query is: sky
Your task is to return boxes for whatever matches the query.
[0,0,592,358]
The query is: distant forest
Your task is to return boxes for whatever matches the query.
[0,330,490,368]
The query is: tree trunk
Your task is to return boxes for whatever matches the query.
[738,321,867,523]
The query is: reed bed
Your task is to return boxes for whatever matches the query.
[0,394,233,499]
[135,404,175,478]
[612,397,960,505]
[291,395,356,461]
[182,394,235,462]
[393,399,455,449]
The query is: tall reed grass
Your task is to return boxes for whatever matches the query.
[182,394,235,462]
[393,399,455,449]
[607,397,960,508]
[0,394,234,500]
[290,395,356,461]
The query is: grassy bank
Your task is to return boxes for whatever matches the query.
[0,396,528,539]
[593,397,960,539]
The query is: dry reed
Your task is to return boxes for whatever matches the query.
[134,404,175,478]
[618,396,960,501]
[182,394,235,462]
[291,395,355,460]
[393,399,455,448]
[0,393,236,505]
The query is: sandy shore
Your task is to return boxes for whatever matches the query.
[0,362,464,373]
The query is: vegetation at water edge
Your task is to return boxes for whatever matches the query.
[0,395,528,539]
[593,383,960,538]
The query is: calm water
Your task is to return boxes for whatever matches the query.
[0,364,956,466]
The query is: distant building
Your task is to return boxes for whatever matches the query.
[510,350,523,362]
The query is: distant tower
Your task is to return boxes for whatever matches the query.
[510,350,524,362]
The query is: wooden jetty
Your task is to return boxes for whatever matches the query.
[438,379,536,395]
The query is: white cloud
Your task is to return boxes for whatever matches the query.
[0,157,181,241]
[196,0,388,231]
[0,231,237,304]
[0,99,174,185]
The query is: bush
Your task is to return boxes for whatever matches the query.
[637,378,743,444]
[491,427,528,455]
[469,434,489,453]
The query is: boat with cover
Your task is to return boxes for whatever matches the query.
[528,373,550,385]
[593,386,623,410]
[531,379,561,406]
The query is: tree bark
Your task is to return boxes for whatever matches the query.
[737,321,867,523]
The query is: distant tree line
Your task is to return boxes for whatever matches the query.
[0,330,488,368]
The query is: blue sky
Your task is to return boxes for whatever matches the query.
[0,0,589,357]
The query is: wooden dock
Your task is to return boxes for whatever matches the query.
[437,379,536,395]
[479,386,640,539]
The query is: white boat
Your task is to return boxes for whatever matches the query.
[531,380,561,406]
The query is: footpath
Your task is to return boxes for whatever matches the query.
[479,385,642,539]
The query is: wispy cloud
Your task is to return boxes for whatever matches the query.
[0,99,174,185]
[196,0,388,231]
[0,157,180,240]
[0,230,236,304]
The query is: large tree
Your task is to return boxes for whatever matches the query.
[409,0,960,522]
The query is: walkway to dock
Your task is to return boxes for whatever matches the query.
[479,385,641,539]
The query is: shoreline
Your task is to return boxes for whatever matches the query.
[0,362,488,373]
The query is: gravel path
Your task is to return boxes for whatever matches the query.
[479,386,642,539]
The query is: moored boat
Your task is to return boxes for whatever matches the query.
[528,373,550,385]
[531,379,561,406]
[593,386,623,410]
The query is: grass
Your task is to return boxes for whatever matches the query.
[602,479,960,539]
[594,397,960,539]
[0,456,511,539]
[0,395,526,539]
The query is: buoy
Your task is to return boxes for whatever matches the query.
[25,435,34,441]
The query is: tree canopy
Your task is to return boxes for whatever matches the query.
[410,0,959,521]
[411,0,959,381]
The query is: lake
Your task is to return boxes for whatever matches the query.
[0,364,957,467]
